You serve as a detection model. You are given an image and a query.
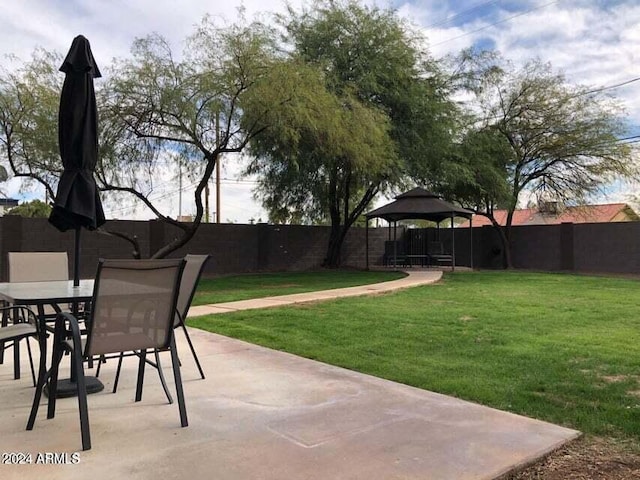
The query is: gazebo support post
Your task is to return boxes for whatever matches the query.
[451,214,455,272]
[365,218,369,270]
[393,221,397,268]
[470,217,473,269]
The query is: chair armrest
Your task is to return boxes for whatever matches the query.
[0,304,38,323]
[0,305,40,334]
[55,312,84,355]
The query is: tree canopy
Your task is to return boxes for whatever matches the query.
[442,58,636,267]
[247,0,456,266]
[0,49,62,199]
[6,199,51,218]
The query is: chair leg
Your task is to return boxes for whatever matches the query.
[0,307,7,365]
[72,352,91,450]
[169,336,188,427]
[13,338,20,380]
[135,350,147,402]
[180,323,205,379]
[95,355,102,378]
[154,349,174,404]
[26,336,49,431]
[46,335,65,420]
[113,353,124,393]
[25,337,36,387]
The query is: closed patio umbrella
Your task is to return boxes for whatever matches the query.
[49,35,105,287]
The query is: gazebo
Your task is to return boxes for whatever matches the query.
[365,188,474,270]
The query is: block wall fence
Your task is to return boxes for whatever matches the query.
[0,215,638,281]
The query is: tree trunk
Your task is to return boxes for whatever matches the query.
[324,226,342,268]
[322,177,380,268]
[486,215,514,270]
[323,223,350,268]
[494,226,514,269]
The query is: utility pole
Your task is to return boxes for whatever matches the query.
[216,110,221,224]
[178,162,182,219]
[204,182,210,223]
[216,157,221,224]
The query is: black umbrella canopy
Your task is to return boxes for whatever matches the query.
[49,35,105,232]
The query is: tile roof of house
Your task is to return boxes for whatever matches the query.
[462,203,638,227]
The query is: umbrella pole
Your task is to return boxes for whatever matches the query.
[74,227,80,287]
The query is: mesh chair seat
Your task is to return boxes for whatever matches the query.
[0,305,41,386]
[0,322,36,341]
[64,332,160,356]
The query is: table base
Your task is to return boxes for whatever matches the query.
[44,376,105,398]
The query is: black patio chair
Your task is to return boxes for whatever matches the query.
[0,305,41,385]
[0,252,69,379]
[109,254,210,403]
[26,258,187,451]
[427,241,453,267]
[382,240,409,267]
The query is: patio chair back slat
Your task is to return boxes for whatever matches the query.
[86,258,185,356]
[8,252,69,282]
[175,254,210,327]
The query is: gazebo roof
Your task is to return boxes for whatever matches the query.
[365,187,473,222]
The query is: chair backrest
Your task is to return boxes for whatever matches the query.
[8,252,69,282]
[174,254,211,327]
[428,242,445,255]
[85,258,185,357]
[384,240,405,256]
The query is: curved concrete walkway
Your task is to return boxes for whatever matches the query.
[187,269,443,318]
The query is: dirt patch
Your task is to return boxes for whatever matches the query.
[601,375,636,384]
[459,315,475,321]
[503,436,640,480]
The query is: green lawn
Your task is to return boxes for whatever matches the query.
[189,271,640,439]
[192,270,406,305]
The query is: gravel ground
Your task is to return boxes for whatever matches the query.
[503,436,640,480]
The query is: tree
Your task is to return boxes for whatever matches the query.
[0,17,301,259]
[99,17,300,258]
[6,199,51,217]
[0,49,62,200]
[247,0,456,267]
[246,76,398,265]
[444,59,636,268]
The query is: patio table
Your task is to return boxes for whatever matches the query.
[0,279,103,397]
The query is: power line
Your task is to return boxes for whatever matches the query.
[424,0,500,30]
[219,177,259,185]
[618,135,640,145]
[431,0,559,47]
[584,77,640,95]
[102,180,200,216]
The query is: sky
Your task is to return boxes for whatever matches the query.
[1,0,638,222]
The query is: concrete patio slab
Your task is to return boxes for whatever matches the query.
[1,328,579,480]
